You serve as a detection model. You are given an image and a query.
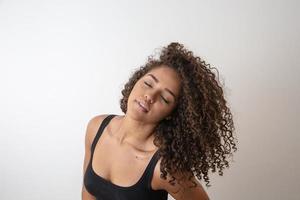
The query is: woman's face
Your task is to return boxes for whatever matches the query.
[127,65,182,124]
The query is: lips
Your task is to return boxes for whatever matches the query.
[135,99,150,112]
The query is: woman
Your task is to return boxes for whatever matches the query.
[82,42,237,200]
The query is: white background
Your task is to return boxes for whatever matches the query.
[0,0,299,199]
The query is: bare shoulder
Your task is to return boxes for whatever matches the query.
[151,158,179,193]
[151,158,210,200]
[85,114,110,146]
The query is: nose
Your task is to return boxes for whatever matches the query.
[144,94,154,104]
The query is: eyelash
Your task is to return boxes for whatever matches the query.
[143,81,169,104]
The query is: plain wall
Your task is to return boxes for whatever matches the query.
[0,0,299,199]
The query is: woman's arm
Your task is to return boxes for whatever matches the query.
[153,161,210,200]
[166,175,210,200]
[81,115,107,200]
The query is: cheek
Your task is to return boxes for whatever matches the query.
[130,88,139,98]
[128,88,141,103]
[131,83,143,96]
[152,103,171,114]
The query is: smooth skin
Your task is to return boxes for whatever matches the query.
[82,66,210,200]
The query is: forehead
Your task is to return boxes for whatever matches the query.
[144,66,182,95]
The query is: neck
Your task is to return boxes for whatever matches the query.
[113,114,157,150]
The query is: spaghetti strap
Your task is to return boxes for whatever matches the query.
[91,114,117,153]
[145,149,161,190]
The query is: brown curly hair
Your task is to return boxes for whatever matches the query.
[119,42,237,188]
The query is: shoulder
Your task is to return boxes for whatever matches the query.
[151,158,210,200]
[151,158,181,193]
[85,114,110,147]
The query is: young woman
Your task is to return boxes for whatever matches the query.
[82,42,237,200]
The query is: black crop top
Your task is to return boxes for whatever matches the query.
[84,114,168,200]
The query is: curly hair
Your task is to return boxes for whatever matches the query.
[119,42,237,188]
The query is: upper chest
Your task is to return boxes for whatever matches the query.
[91,120,161,189]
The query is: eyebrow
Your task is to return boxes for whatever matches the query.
[146,74,177,101]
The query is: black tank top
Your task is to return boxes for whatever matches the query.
[84,114,168,200]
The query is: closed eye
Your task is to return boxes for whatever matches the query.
[143,81,170,104]
[144,81,152,87]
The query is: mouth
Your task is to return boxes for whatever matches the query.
[135,99,149,112]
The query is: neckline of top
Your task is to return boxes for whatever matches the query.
[90,114,160,190]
